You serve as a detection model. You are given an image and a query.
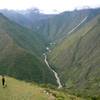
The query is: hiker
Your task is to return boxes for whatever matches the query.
[2,75,6,88]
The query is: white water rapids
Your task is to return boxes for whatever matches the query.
[43,53,62,89]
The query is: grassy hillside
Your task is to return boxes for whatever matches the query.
[49,14,100,98]
[0,13,46,55]
[32,8,100,43]
[0,13,56,85]
[0,76,86,100]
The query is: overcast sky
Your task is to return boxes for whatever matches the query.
[0,0,100,13]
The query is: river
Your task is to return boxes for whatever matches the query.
[43,53,62,89]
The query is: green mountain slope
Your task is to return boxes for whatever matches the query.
[0,9,32,28]
[0,13,56,85]
[0,13,46,55]
[32,9,100,42]
[0,76,85,100]
[49,14,100,97]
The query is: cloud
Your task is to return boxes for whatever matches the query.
[0,0,100,13]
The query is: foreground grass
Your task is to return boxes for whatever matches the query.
[0,76,85,100]
[0,76,55,100]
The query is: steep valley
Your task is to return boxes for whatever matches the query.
[0,13,56,85]
[0,8,100,99]
[48,14,100,98]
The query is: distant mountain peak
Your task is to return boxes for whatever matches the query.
[0,13,4,16]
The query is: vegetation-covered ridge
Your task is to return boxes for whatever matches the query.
[0,14,56,85]
[49,14,100,98]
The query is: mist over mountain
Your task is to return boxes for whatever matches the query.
[0,8,55,28]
